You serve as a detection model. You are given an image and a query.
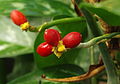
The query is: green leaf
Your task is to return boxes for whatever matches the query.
[43,64,85,78]
[0,0,74,17]
[0,16,36,58]
[8,64,87,84]
[7,70,40,84]
[0,40,33,58]
[34,15,88,69]
[8,54,34,81]
[80,0,120,26]
[53,15,88,40]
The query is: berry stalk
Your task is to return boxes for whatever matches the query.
[36,17,86,32]
[10,10,85,32]
[77,32,120,48]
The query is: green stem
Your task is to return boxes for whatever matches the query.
[81,7,119,84]
[29,17,85,32]
[0,59,6,84]
[90,47,97,84]
[90,46,94,65]
[77,32,120,48]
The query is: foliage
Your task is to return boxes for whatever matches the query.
[0,0,120,84]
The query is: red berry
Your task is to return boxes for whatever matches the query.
[44,29,61,46]
[10,10,27,26]
[36,42,53,57]
[62,32,82,48]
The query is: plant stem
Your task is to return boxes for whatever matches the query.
[0,59,6,84]
[90,47,97,84]
[77,32,120,48]
[90,46,94,65]
[34,17,85,32]
[81,7,119,84]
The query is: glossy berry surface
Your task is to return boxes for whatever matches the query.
[36,42,53,57]
[44,29,61,46]
[10,10,27,26]
[62,32,82,48]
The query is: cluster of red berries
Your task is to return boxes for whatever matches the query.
[10,10,82,58]
[36,29,82,57]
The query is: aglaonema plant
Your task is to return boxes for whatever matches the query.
[10,0,120,84]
